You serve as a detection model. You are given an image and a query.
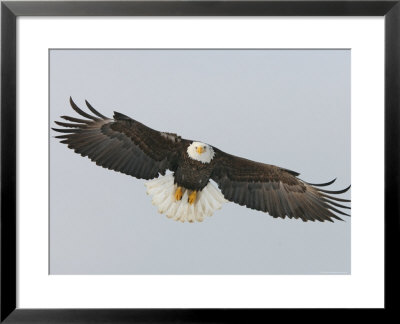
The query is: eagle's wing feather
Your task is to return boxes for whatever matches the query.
[211,149,350,222]
[52,98,187,180]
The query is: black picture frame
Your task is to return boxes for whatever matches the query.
[1,0,398,322]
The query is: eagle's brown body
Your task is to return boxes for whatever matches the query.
[174,151,215,191]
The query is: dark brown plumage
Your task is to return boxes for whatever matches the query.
[210,153,350,222]
[53,98,350,222]
[54,98,189,180]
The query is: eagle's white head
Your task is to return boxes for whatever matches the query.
[187,141,215,164]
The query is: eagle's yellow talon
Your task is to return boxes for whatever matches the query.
[188,191,197,205]
[175,187,183,201]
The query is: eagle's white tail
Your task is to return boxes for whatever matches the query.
[145,174,226,222]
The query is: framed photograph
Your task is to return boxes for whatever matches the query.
[1,0,398,321]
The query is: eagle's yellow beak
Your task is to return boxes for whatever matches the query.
[197,146,205,154]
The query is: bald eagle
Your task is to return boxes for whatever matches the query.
[52,98,350,223]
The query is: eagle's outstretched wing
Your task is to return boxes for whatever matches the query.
[210,150,350,222]
[52,98,188,179]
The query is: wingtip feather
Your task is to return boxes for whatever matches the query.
[85,99,108,119]
[69,97,99,121]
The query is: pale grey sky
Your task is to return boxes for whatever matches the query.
[50,49,351,274]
